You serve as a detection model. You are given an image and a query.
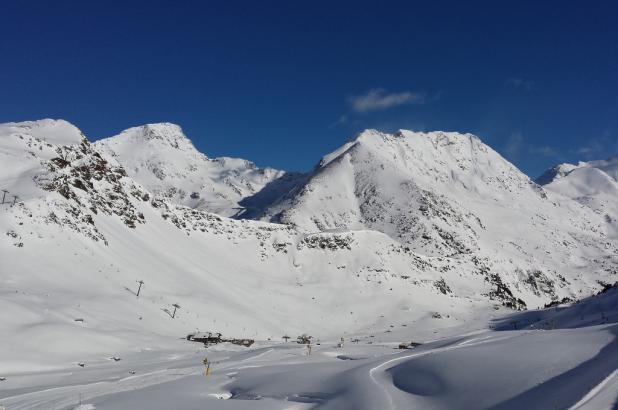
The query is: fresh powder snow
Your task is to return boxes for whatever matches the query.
[1,119,617,409]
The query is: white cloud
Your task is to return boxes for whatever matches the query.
[349,88,426,113]
[504,132,524,158]
[329,115,348,128]
[574,133,617,159]
[529,145,559,157]
[504,133,562,160]
[505,77,534,91]
[576,144,603,158]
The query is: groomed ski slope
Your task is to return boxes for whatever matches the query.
[2,287,617,410]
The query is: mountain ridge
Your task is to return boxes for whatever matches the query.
[1,118,617,371]
[93,122,298,217]
[539,155,618,238]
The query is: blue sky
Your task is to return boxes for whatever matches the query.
[1,1,617,177]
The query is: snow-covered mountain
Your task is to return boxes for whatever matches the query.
[0,119,483,370]
[254,129,617,299]
[94,123,301,217]
[538,156,618,238]
[1,119,617,375]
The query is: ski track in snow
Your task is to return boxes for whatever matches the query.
[569,368,618,410]
[0,347,277,410]
[366,332,529,410]
[4,328,616,410]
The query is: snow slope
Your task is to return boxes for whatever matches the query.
[255,129,618,305]
[2,286,617,409]
[94,123,301,217]
[539,156,618,238]
[0,120,520,372]
[1,119,618,406]
[0,119,85,201]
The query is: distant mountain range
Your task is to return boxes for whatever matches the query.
[1,118,616,369]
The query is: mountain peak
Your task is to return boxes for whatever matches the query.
[352,128,387,141]
[538,154,618,187]
[93,123,292,217]
[109,122,198,153]
[0,118,85,146]
[536,163,578,185]
[395,129,482,145]
[318,129,493,174]
[350,129,482,149]
[139,122,183,135]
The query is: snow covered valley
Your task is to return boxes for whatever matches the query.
[2,288,617,409]
[1,119,618,409]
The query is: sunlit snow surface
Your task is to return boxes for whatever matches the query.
[540,155,618,238]
[1,289,617,409]
[1,119,618,409]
